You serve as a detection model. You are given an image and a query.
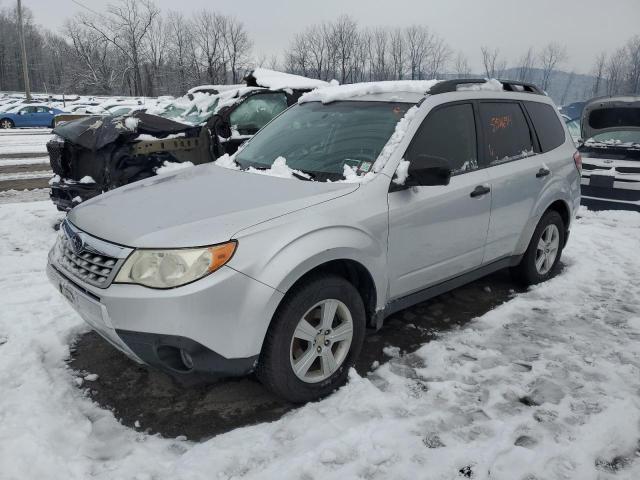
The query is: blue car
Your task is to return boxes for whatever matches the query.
[0,104,64,129]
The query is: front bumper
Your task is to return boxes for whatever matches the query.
[47,251,283,378]
[580,175,640,212]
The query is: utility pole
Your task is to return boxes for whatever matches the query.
[17,0,32,102]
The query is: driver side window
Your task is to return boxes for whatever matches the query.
[229,93,288,135]
[405,103,478,175]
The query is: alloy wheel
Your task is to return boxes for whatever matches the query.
[289,299,353,383]
[535,224,560,275]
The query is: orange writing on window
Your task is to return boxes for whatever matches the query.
[490,115,512,132]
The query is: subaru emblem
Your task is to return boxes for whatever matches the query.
[70,233,83,254]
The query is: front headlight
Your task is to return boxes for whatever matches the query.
[114,241,237,289]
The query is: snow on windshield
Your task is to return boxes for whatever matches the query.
[299,80,440,104]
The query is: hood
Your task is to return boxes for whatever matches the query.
[68,163,358,248]
[53,111,196,150]
[581,96,640,140]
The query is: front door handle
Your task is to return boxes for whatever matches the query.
[470,185,491,198]
[536,167,551,178]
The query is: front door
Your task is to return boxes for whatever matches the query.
[388,102,491,299]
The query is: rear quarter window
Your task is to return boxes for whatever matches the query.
[525,101,566,152]
[479,102,534,165]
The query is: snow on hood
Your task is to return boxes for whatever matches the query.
[68,162,357,247]
[299,80,441,104]
[245,68,330,91]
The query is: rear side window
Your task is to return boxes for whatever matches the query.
[525,101,565,152]
[229,92,288,135]
[479,102,534,165]
[405,103,478,174]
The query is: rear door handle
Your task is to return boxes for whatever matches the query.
[470,185,491,198]
[536,167,551,178]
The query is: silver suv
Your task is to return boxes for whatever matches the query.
[47,79,581,403]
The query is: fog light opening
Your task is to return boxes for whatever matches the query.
[156,345,194,372]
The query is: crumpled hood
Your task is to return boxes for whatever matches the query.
[53,111,197,150]
[68,163,358,248]
[581,96,640,140]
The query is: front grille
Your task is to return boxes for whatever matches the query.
[53,220,132,288]
[58,235,117,286]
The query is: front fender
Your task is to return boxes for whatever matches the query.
[229,225,388,309]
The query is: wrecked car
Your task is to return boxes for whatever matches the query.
[578,96,640,211]
[48,69,329,211]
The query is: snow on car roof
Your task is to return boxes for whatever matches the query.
[246,68,330,91]
[187,84,245,94]
[299,80,441,104]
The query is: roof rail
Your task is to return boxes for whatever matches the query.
[428,78,545,96]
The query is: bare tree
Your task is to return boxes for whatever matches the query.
[389,27,405,80]
[481,46,506,78]
[517,47,536,82]
[166,13,194,93]
[591,52,607,97]
[406,25,427,79]
[453,52,471,78]
[224,17,252,83]
[77,0,160,95]
[539,42,567,91]
[560,71,575,105]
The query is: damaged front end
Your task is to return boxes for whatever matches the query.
[48,112,210,211]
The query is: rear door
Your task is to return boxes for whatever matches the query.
[388,102,491,299]
[480,101,547,262]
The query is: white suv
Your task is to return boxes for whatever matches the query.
[48,79,581,403]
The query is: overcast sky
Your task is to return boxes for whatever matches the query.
[13,0,640,75]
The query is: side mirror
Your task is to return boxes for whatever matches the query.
[404,154,452,187]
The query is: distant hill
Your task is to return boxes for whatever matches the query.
[500,68,596,106]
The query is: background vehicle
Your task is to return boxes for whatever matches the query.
[47,69,329,211]
[47,78,580,403]
[0,104,65,128]
[579,95,640,211]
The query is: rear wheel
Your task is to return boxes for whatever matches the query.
[0,119,14,129]
[257,274,365,403]
[511,210,565,286]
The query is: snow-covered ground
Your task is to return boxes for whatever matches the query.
[0,129,52,156]
[1,201,639,480]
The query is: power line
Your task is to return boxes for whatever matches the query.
[70,0,102,17]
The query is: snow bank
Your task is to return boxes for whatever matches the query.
[2,203,640,479]
[457,78,504,92]
[299,80,440,104]
[155,161,194,175]
[248,68,330,91]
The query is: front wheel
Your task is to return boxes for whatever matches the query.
[257,274,366,403]
[511,210,565,286]
[0,119,14,129]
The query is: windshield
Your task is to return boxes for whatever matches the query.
[588,130,640,146]
[235,101,411,181]
[565,118,581,142]
[155,94,219,125]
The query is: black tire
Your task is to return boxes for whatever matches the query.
[511,210,565,286]
[257,274,366,403]
[0,118,14,129]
